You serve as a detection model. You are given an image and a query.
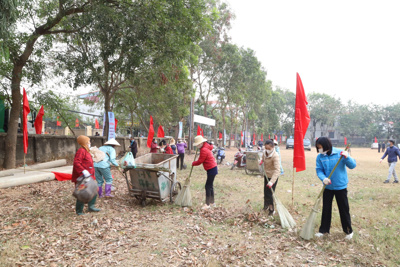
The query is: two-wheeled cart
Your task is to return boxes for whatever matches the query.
[244,151,264,175]
[122,153,181,206]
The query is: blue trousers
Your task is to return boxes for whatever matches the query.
[95,167,113,186]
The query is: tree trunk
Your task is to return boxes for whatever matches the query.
[103,91,111,138]
[4,63,24,169]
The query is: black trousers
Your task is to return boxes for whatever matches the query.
[264,176,278,210]
[319,188,353,234]
[205,173,216,205]
[177,153,185,170]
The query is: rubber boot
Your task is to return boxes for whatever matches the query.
[76,200,85,215]
[98,186,103,198]
[105,184,114,198]
[88,195,101,212]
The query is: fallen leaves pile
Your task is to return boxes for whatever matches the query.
[0,168,382,266]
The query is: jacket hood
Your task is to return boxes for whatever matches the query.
[202,142,213,151]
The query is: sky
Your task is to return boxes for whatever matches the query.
[226,0,400,106]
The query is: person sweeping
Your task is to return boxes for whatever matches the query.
[72,135,100,215]
[192,135,218,209]
[94,138,120,198]
[314,137,356,240]
[260,139,280,215]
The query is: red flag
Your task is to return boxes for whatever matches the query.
[253,133,256,145]
[293,73,310,172]
[275,135,277,140]
[197,125,201,136]
[157,125,165,137]
[241,131,243,145]
[374,137,377,143]
[147,116,155,148]
[95,119,99,129]
[22,88,30,154]
[219,132,222,139]
[56,117,61,126]
[201,127,204,137]
[279,135,282,143]
[261,134,263,141]
[75,118,79,128]
[115,119,118,131]
[268,134,270,139]
[34,105,44,134]
[344,137,347,145]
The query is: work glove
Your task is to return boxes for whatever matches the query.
[267,181,273,188]
[259,160,263,166]
[379,159,383,163]
[340,151,349,158]
[82,170,91,177]
[323,178,331,185]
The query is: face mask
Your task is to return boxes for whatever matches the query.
[318,148,327,155]
[88,143,91,148]
[266,149,273,154]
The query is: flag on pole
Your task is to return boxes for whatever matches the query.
[219,132,222,139]
[279,135,282,143]
[261,133,263,141]
[56,117,61,126]
[241,131,243,146]
[115,119,118,132]
[253,133,256,145]
[197,125,201,136]
[201,127,204,137]
[147,116,155,148]
[22,88,30,154]
[34,105,44,134]
[374,137,377,143]
[344,137,347,145]
[293,73,310,172]
[268,134,270,139]
[75,118,79,128]
[95,119,99,129]
[157,125,165,137]
[275,135,278,141]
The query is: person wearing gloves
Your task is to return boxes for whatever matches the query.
[176,139,187,170]
[94,138,120,198]
[379,139,400,184]
[72,135,100,215]
[260,139,280,215]
[272,139,284,175]
[192,135,218,209]
[314,137,356,240]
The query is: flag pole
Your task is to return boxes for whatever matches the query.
[292,167,295,207]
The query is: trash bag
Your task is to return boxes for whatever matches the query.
[119,152,136,169]
[72,175,98,203]
[90,146,106,163]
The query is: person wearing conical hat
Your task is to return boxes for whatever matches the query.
[192,135,218,209]
[72,135,100,215]
[94,138,120,198]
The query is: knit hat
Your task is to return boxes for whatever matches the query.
[77,135,90,152]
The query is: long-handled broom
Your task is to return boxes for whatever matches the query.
[174,149,198,207]
[300,144,351,240]
[262,166,296,229]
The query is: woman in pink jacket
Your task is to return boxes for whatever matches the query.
[192,135,218,209]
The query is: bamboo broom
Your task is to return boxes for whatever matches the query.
[300,144,351,240]
[262,166,296,229]
[174,149,198,207]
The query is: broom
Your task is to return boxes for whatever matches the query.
[300,144,351,240]
[262,166,296,229]
[174,149,198,207]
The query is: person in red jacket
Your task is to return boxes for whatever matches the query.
[192,135,218,209]
[72,135,100,215]
[150,138,159,153]
[159,139,173,154]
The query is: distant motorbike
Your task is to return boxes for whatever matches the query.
[231,148,246,170]
[216,147,225,164]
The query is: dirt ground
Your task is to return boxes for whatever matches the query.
[1,146,399,266]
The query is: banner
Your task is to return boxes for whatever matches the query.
[241,131,243,146]
[56,117,61,126]
[23,88,30,154]
[147,116,154,148]
[157,125,165,138]
[34,105,44,134]
[75,118,79,128]
[107,112,116,140]
[178,121,183,138]
[95,119,99,129]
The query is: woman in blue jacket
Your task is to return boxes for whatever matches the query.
[315,137,356,240]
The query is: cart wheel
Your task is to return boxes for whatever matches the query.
[170,182,182,203]
[141,198,146,207]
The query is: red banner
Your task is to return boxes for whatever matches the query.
[95,119,99,129]
[23,88,30,154]
[56,117,61,126]
[147,116,154,148]
[157,125,165,137]
[261,134,263,141]
[241,131,243,146]
[34,105,44,134]
[374,137,377,143]
[115,119,118,131]
[75,118,79,128]
[219,132,222,139]
[344,137,347,145]
[293,73,310,172]
[253,133,256,145]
